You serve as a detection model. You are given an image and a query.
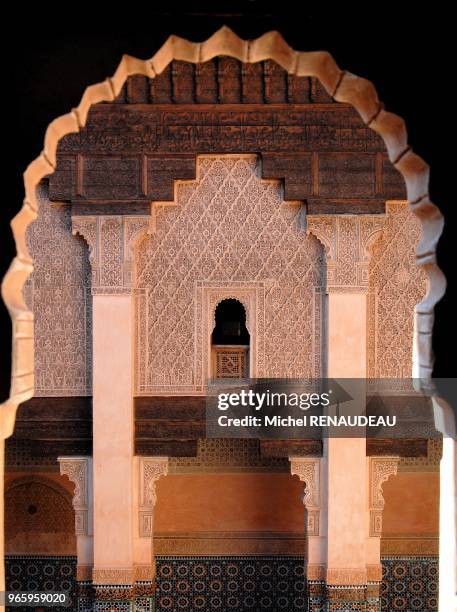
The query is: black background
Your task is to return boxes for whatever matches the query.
[1,5,455,402]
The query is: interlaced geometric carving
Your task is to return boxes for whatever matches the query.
[367,202,426,377]
[23,184,91,396]
[136,155,324,393]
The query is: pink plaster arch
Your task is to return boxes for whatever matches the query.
[0,25,446,434]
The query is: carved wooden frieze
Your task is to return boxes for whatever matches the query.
[116,59,331,106]
[49,64,406,208]
[56,106,386,155]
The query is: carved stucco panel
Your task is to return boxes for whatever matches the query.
[72,215,150,295]
[23,185,92,396]
[139,457,168,538]
[368,456,399,537]
[368,201,426,377]
[306,213,386,292]
[135,155,325,393]
[289,457,321,536]
[58,456,92,537]
[197,281,262,385]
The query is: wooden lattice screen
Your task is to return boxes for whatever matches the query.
[212,346,249,378]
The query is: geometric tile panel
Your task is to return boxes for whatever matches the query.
[5,556,77,611]
[156,556,308,611]
[4,555,439,611]
[380,557,438,611]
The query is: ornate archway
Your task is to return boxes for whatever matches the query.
[1,26,452,610]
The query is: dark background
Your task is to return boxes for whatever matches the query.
[1,5,455,402]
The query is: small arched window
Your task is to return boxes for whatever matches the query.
[211,299,249,378]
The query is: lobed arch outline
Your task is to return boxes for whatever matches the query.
[0,25,446,436]
[212,296,250,337]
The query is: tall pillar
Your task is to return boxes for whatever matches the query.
[58,456,94,607]
[72,215,152,610]
[432,396,457,611]
[307,214,386,610]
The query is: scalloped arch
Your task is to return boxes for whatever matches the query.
[212,296,250,336]
[1,25,445,435]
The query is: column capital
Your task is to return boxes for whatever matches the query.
[368,456,399,537]
[72,215,151,294]
[289,456,321,536]
[307,214,385,292]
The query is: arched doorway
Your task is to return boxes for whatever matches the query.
[5,477,77,603]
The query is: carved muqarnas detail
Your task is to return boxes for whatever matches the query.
[289,457,321,536]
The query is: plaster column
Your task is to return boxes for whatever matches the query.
[72,215,152,610]
[58,456,94,604]
[307,214,386,610]
[432,396,457,611]
[325,290,370,607]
